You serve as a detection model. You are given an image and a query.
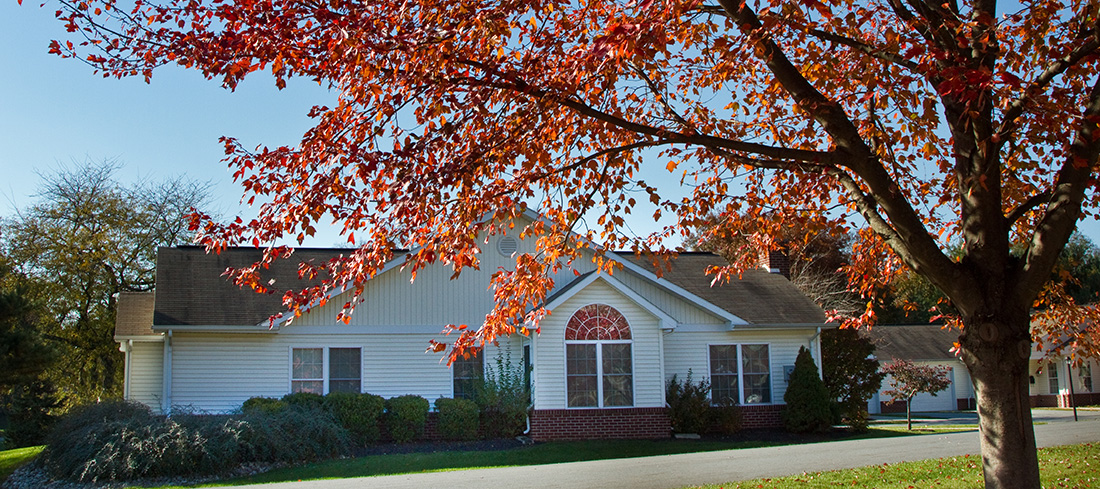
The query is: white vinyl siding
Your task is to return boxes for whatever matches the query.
[533,279,663,409]
[664,328,815,405]
[127,341,165,413]
[161,332,523,413]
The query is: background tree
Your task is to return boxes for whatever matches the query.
[1,160,210,404]
[821,328,884,431]
[880,359,952,431]
[781,346,834,433]
[689,214,863,319]
[42,0,1100,484]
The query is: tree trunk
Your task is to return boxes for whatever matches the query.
[961,317,1041,489]
[906,399,912,431]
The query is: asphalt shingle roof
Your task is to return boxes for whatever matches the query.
[862,324,961,361]
[114,291,156,336]
[615,252,827,325]
[153,246,347,326]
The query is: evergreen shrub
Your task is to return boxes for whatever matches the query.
[385,395,429,443]
[323,392,385,443]
[782,346,834,433]
[665,371,711,434]
[435,397,479,441]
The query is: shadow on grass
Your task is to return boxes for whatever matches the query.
[193,428,917,487]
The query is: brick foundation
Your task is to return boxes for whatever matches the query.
[528,408,670,441]
[739,404,784,429]
[1030,393,1100,408]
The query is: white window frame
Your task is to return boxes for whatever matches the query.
[289,346,362,395]
[1049,362,1060,394]
[565,339,635,408]
[452,350,485,400]
[707,343,774,405]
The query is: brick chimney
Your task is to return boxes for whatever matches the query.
[759,248,790,279]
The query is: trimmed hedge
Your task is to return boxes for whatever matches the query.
[324,392,385,443]
[241,396,286,414]
[435,397,479,441]
[385,395,429,443]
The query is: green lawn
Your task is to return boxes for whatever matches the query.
[687,443,1099,488]
[0,445,43,483]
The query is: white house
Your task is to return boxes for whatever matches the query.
[863,324,1100,413]
[114,215,829,440]
[864,325,973,413]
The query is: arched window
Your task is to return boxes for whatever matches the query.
[565,304,633,407]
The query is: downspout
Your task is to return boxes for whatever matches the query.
[119,339,132,400]
[811,327,823,379]
[523,333,534,436]
[162,330,173,415]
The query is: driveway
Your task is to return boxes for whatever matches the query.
[212,409,1100,489]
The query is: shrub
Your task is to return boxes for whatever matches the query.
[280,392,325,410]
[385,395,429,443]
[666,371,711,434]
[782,346,834,433]
[39,400,351,482]
[323,392,384,443]
[711,398,743,435]
[435,397,479,441]
[241,396,286,414]
[473,350,529,438]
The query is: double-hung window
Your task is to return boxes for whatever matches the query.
[565,304,633,408]
[1081,364,1094,392]
[708,344,771,405]
[291,347,362,394]
[453,351,484,400]
[1049,363,1060,394]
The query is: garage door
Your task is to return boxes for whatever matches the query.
[909,366,956,412]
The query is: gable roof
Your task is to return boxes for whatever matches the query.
[149,246,826,328]
[153,246,350,326]
[615,252,827,325]
[862,324,961,362]
[115,291,156,337]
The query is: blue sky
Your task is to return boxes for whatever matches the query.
[3,0,1098,249]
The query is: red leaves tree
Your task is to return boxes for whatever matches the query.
[39,0,1100,485]
[881,359,952,431]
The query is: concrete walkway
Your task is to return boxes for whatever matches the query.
[213,409,1100,489]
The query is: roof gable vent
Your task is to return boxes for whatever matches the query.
[498,236,519,257]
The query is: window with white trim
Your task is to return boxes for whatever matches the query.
[708,344,771,405]
[291,347,361,394]
[1081,364,1093,392]
[565,304,633,408]
[453,350,484,400]
[1048,362,1060,394]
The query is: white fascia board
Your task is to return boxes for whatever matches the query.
[114,334,165,342]
[543,273,678,331]
[153,325,281,334]
[731,322,837,331]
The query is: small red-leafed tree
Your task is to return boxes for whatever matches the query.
[881,359,953,431]
[37,0,1100,485]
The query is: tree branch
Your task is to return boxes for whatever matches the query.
[806,29,921,72]
[996,34,1100,144]
[1016,75,1100,300]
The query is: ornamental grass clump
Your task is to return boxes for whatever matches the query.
[39,399,351,483]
